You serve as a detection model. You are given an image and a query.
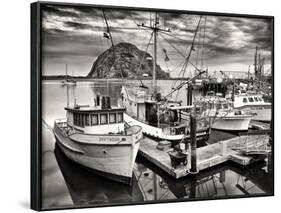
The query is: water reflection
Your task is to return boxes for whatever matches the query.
[135,157,273,200]
[53,139,272,206]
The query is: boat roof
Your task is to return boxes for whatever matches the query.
[65,105,126,113]
[167,105,194,110]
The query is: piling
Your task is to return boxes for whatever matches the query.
[189,113,198,174]
[187,84,193,105]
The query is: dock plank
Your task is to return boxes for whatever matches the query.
[138,134,270,179]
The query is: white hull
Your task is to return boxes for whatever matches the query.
[211,115,252,131]
[124,113,209,141]
[236,106,271,122]
[54,123,142,183]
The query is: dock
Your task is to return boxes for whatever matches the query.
[249,120,271,130]
[138,134,270,179]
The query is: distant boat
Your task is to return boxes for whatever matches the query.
[233,93,271,122]
[61,64,77,86]
[54,95,143,184]
[195,96,252,131]
[61,79,77,86]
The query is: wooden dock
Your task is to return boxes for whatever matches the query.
[138,134,270,179]
[249,120,271,130]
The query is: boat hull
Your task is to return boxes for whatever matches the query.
[235,106,271,122]
[210,115,252,131]
[124,113,210,142]
[53,123,142,184]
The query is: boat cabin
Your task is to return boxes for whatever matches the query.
[233,94,267,108]
[196,97,232,112]
[65,96,126,134]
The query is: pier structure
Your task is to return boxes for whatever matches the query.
[137,133,271,179]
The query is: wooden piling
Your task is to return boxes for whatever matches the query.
[190,113,198,174]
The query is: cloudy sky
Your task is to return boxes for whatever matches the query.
[42,4,273,78]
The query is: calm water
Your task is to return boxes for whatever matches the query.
[41,80,273,209]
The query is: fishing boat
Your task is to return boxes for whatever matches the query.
[121,86,210,142]
[54,95,143,184]
[195,96,252,131]
[233,93,271,122]
[231,47,271,122]
[61,64,77,86]
[120,14,210,143]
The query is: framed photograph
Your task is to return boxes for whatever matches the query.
[31,1,274,211]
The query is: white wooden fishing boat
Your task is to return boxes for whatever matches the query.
[121,86,210,142]
[54,96,142,184]
[195,96,252,131]
[118,14,210,144]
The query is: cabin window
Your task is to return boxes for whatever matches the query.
[258,97,263,101]
[100,114,108,124]
[91,114,98,125]
[77,114,84,127]
[109,113,116,123]
[248,97,254,102]
[117,112,123,123]
[85,115,90,126]
[74,113,81,126]
[73,113,77,125]
[254,97,259,102]
[243,98,248,103]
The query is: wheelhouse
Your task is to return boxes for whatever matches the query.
[65,96,126,134]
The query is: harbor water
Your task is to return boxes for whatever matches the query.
[41,80,273,209]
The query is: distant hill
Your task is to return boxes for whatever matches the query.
[87,42,169,79]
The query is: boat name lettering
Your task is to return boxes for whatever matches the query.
[98,137,120,142]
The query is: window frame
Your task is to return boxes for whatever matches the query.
[109,113,117,124]
[90,114,99,125]
[100,113,108,125]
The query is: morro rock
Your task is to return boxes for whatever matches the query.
[87,42,169,79]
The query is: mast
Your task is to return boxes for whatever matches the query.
[66,64,69,108]
[137,12,171,96]
[254,46,258,80]
[153,13,158,94]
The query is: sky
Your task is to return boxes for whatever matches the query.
[41,4,273,78]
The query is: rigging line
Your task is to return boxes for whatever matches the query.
[159,33,186,58]
[201,16,207,70]
[157,35,171,72]
[195,20,202,70]
[135,31,154,87]
[159,31,189,43]
[180,15,203,80]
[169,14,194,32]
[159,33,204,75]
[128,13,140,27]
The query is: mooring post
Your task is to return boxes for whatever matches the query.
[187,84,193,106]
[189,112,198,174]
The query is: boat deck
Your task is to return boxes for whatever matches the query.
[137,134,270,179]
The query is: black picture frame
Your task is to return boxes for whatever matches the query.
[31,1,274,211]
